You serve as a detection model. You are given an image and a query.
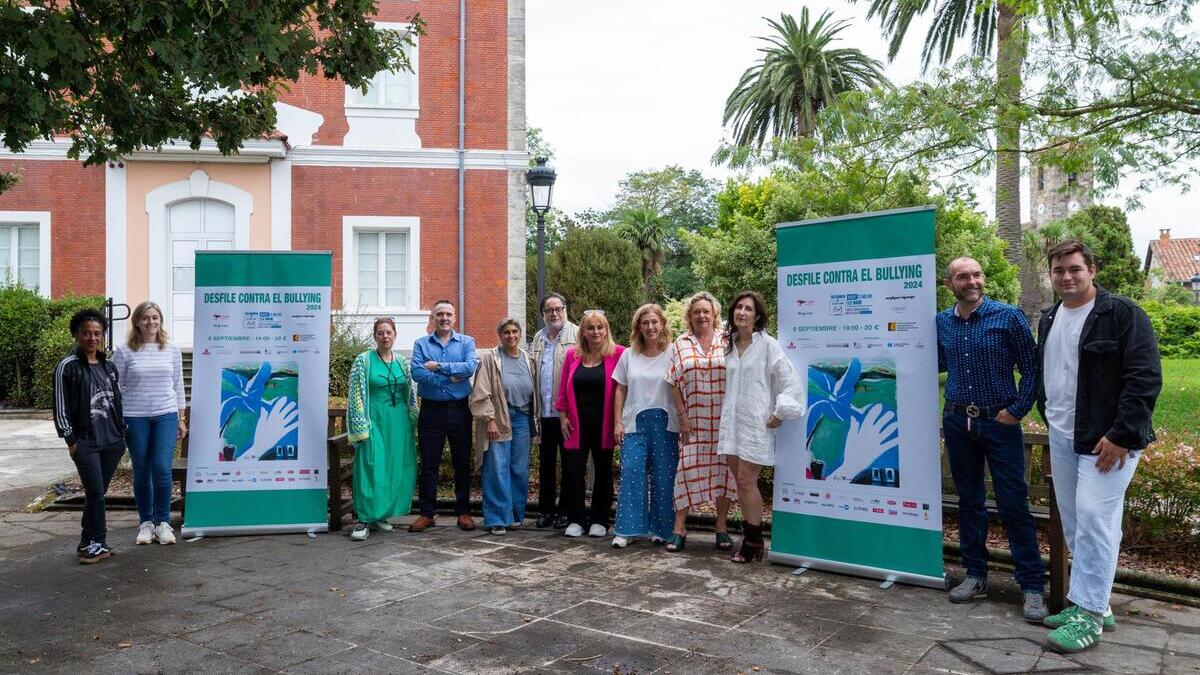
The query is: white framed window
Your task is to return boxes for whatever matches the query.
[342,216,420,312]
[344,23,419,111]
[0,211,51,296]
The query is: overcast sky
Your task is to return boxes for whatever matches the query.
[525,0,1199,262]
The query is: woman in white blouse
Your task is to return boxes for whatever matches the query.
[112,301,187,546]
[717,291,804,563]
[611,304,678,549]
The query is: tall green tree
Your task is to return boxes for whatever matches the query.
[854,0,1116,282]
[614,207,669,303]
[530,228,642,343]
[0,1,421,193]
[722,10,887,151]
[1023,205,1144,295]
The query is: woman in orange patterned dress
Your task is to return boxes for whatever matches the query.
[664,291,736,552]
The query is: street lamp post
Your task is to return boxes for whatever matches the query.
[526,157,557,329]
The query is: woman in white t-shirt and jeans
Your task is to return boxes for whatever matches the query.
[112,301,187,546]
[611,304,679,548]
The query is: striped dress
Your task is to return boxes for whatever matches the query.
[665,332,736,510]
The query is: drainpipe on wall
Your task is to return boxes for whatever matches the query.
[457,0,466,328]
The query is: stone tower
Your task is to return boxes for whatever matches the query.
[1027,159,1094,228]
[1020,156,1095,315]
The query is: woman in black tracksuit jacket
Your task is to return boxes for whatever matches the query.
[53,309,127,564]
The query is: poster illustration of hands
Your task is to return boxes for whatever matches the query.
[183,251,332,536]
[772,207,944,588]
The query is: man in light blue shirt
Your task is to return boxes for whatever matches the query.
[528,293,578,528]
[409,300,479,532]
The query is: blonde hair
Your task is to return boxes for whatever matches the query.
[576,311,616,360]
[127,301,169,351]
[630,304,671,354]
[682,291,720,335]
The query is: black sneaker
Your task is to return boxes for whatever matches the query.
[79,542,112,565]
[76,541,91,558]
[535,514,555,528]
[552,514,569,529]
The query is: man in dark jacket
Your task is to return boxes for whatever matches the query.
[1034,240,1162,654]
[54,309,127,564]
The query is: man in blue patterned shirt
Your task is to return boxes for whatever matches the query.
[937,257,1045,622]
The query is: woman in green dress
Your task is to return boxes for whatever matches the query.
[346,318,418,541]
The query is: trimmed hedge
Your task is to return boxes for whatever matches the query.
[0,284,107,407]
[32,314,76,409]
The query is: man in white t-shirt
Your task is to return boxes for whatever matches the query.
[1035,240,1162,654]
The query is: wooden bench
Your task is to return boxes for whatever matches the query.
[940,430,1068,610]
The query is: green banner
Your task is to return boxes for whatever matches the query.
[772,206,944,588]
[183,251,332,536]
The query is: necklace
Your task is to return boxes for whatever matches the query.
[379,352,403,407]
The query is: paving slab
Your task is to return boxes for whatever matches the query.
[0,509,1197,674]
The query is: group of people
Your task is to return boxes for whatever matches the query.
[48,236,1161,656]
[345,290,804,567]
[938,240,1161,654]
[52,302,187,563]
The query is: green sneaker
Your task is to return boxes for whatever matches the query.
[1043,605,1116,631]
[1047,615,1103,653]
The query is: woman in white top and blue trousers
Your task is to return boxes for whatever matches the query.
[112,301,187,546]
[717,291,804,563]
[611,304,679,548]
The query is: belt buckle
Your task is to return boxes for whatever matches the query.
[965,404,981,418]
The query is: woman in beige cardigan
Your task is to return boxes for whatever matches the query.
[470,318,539,535]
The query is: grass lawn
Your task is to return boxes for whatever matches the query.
[1156,358,1199,444]
[938,358,1198,443]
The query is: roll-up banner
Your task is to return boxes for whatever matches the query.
[772,206,945,588]
[183,251,332,537]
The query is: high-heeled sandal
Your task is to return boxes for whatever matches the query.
[714,531,734,550]
[665,533,687,552]
[731,523,765,563]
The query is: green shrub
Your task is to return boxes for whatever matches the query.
[543,227,643,343]
[329,314,372,399]
[0,284,49,405]
[1125,438,1200,541]
[1143,302,1200,358]
[32,314,76,409]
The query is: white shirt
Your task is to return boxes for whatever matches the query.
[112,343,186,417]
[716,331,805,466]
[611,348,678,434]
[1043,298,1095,440]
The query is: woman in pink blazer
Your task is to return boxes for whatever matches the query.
[556,310,625,538]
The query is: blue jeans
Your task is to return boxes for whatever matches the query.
[943,412,1045,592]
[482,409,532,527]
[614,409,679,541]
[1049,432,1140,613]
[125,413,178,524]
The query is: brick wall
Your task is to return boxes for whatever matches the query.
[290,165,510,345]
[0,160,105,298]
[276,0,510,150]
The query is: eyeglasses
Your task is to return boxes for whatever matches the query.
[542,306,566,315]
[582,309,606,316]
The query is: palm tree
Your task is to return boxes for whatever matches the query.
[723,10,887,150]
[615,207,669,303]
[857,0,1110,311]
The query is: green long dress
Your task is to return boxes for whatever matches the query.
[353,351,417,522]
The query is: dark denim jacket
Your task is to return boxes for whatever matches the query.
[1035,287,1162,454]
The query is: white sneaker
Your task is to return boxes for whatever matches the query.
[650,535,665,545]
[154,522,176,545]
[611,536,629,549]
[588,524,607,538]
[370,520,394,532]
[510,520,523,529]
[564,523,584,538]
[136,521,154,545]
[350,524,370,541]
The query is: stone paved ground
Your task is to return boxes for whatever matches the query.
[0,417,71,512]
[2,510,1199,674]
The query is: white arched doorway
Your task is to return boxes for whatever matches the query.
[147,171,252,347]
